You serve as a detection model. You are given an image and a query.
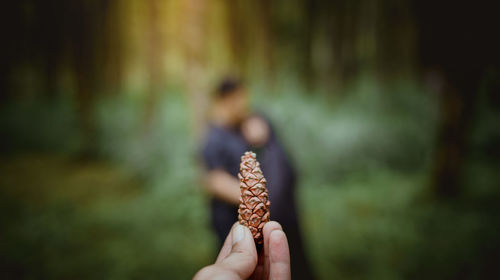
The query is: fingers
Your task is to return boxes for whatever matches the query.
[218,224,258,279]
[263,221,283,278]
[216,222,238,263]
[197,221,290,280]
[194,265,235,280]
[195,224,258,280]
[268,229,291,280]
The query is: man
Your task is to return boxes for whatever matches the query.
[200,78,314,279]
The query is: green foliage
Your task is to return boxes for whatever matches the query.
[0,99,80,154]
[1,78,499,279]
[258,78,438,183]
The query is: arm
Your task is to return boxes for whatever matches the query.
[204,169,241,205]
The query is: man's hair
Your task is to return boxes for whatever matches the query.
[215,77,242,99]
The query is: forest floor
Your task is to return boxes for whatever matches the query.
[1,152,498,279]
[0,152,422,279]
[0,153,214,279]
[0,153,140,207]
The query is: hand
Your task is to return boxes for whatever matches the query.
[194,221,291,280]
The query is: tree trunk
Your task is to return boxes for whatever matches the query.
[143,0,164,131]
[183,0,209,139]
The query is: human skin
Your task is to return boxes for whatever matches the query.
[205,169,241,205]
[193,221,291,280]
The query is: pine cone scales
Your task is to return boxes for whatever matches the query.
[238,151,270,244]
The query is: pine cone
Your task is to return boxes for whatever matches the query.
[238,151,270,244]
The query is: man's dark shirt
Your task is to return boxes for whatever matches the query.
[201,119,298,243]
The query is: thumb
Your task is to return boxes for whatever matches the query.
[219,224,258,279]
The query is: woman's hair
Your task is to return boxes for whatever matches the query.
[215,77,242,99]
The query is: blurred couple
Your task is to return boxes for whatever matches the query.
[200,78,314,279]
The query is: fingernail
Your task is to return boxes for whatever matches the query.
[232,224,245,245]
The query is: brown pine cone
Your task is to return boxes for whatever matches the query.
[238,151,270,244]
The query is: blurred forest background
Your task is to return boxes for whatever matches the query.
[1,0,499,279]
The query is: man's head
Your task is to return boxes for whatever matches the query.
[213,77,249,126]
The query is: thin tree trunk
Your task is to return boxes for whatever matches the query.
[183,0,209,139]
[257,0,275,89]
[431,74,478,197]
[143,0,163,130]
[226,0,247,77]
[301,0,317,93]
